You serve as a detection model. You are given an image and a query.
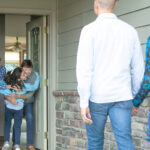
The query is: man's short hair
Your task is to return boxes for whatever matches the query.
[97,0,117,9]
[21,59,33,68]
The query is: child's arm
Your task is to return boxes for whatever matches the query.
[24,72,40,91]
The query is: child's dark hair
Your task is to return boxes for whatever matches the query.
[21,60,33,68]
[4,67,23,89]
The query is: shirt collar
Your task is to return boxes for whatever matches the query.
[96,13,117,21]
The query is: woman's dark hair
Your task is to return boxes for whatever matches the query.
[4,67,23,89]
[21,60,33,68]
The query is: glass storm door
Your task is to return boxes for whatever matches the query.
[26,16,47,150]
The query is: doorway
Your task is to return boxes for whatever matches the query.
[0,13,53,150]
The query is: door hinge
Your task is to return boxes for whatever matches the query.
[44,132,48,139]
[44,79,48,87]
[44,26,48,34]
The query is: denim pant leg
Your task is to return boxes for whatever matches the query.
[86,101,108,150]
[24,103,34,146]
[146,111,150,141]
[13,109,23,145]
[109,100,135,150]
[4,107,13,142]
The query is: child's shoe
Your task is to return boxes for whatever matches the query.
[15,148,20,150]
[13,145,21,150]
[2,142,10,150]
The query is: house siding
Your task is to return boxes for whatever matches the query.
[57,0,95,90]
[57,0,150,90]
[56,0,150,149]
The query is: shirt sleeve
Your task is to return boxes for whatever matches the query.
[24,72,40,91]
[130,31,144,98]
[0,89,11,95]
[0,83,7,90]
[26,91,35,99]
[76,26,94,108]
[0,66,6,79]
[0,66,7,90]
[133,36,150,107]
[25,91,35,104]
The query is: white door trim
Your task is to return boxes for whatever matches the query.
[0,8,56,150]
[0,8,52,15]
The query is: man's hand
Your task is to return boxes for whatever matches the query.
[132,106,139,116]
[5,94,18,105]
[80,107,93,124]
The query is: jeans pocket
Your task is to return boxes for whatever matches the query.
[117,100,133,109]
[89,101,106,113]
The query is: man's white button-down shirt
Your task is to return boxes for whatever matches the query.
[76,13,144,108]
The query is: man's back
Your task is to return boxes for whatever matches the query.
[77,13,144,106]
[77,1,143,149]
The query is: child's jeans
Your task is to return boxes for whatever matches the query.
[4,106,23,145]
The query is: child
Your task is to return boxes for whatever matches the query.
[0,67,26,150]
[133,36,150,141]
[0,67,39,150]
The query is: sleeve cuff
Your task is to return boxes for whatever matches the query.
[132,99,141,107]
[80,99,89,108]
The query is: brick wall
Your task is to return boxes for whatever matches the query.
[54,91,150,150]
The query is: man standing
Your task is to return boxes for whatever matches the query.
[76,0,144,150]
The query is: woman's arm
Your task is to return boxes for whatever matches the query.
[133,37,150,107]
[24,72,40,91]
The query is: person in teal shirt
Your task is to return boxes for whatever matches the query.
[132,36,150,141]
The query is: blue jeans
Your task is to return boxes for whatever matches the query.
[13,102,34,146]
[4,107,23,145]
[24,102,34,146]
[86,100,135,150]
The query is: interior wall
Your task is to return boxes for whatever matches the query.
[5,15,30,37]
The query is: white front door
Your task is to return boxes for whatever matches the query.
[26,16,47,150]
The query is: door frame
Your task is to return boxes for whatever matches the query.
[0,8,56,150]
